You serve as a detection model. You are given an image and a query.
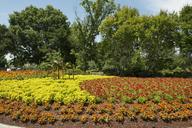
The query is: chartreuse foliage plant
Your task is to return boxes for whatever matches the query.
[0,75,111,105]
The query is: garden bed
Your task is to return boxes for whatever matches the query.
[81,77,192,104]
[0,99,192,128]
[0,75,192,127]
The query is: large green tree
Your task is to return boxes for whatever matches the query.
[142,11,180,71]
[9,5,72,66]
[179,5,192,69]
[99,7,180,74]
[72,0,116,71]
[99,7,145,74]
[0,24,12,68]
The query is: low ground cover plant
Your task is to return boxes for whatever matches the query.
[81,77,192,103]
[0,70,47,80]
[0,74,191,127]
[0,99,191,125]
[0,75,111,104]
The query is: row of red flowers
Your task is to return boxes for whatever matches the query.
[81,77,192,103]
[0,70,47,80]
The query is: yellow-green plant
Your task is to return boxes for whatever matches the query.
[0,75,111,104]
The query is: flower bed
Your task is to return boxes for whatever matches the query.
[0,76,192,127]
[0,70,47,80]
[81,77,192,103]
[0,99,191,127]
[0,75,111,104]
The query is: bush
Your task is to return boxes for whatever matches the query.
[137,97,147,104]
[153,95,161,103]
[88,60,98,72]
[107,97,116,104]
[121,96,133,104]
[164,94,174,102]
[95,97,103,104]
[73,68,84,75]
[177,95,186,103]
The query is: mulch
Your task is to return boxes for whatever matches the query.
[0,114,192,128]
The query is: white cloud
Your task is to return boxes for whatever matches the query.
[144,0,192,13]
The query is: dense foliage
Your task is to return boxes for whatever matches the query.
[0,24,12,68]
[99,8,190,75]
[71,0,116,71]
[0,1,191,127]
[9,5,73,66]
[0,1,191,76]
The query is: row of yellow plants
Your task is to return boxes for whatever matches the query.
[0,75,111,104]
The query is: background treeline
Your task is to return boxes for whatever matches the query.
[0,0,191,77]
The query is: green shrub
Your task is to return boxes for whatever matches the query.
[107,97,116,104]
[137,97,147,104]
[177,95,186,103]
[153,95,161,103]
[164,94,174,102]
[121,96,133,104]
[95,97,103,104]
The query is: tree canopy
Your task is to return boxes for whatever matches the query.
[9,5,72,66]
[0,24,12,67]
[0,2,191,76]
[71,0,116,71]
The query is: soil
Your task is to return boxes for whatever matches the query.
[0,114,192,128]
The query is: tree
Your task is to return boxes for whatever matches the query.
[72,0,116,71]
[179,5,192,69]
[0,24,12,68]
[0,56,7,68]
[40,51,64,79]
[99,7,180,74]
[9,5,72,66]
[99,7,144,75]
[142,11,180,71]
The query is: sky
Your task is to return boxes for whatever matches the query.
[0,0,192,26]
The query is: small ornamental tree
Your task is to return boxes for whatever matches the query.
[40,51,64,79]
[65,62,75,79]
